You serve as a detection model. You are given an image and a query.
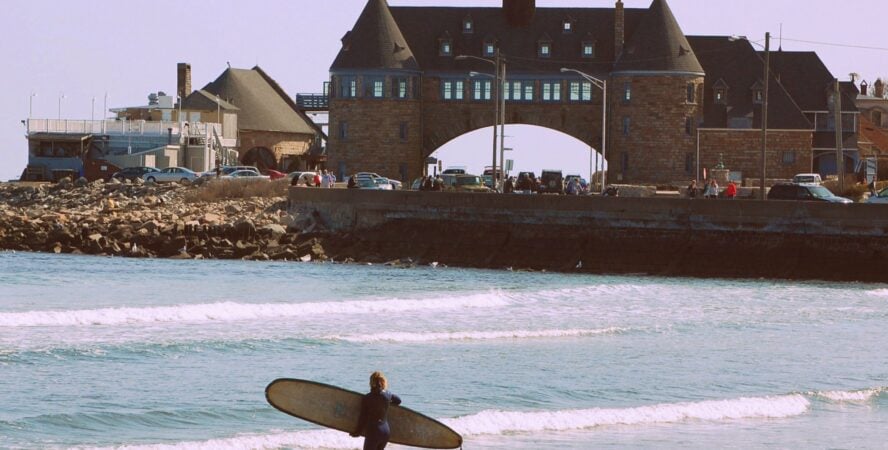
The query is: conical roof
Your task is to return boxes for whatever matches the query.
[613,0,703,75]
[331,0,418,71]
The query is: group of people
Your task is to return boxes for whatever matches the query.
[418,175,445,191]
[687,179,737,199]
[312,170,337,188]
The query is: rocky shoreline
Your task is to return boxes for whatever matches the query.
[0,179,335,262]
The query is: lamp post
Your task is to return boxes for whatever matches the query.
[91,96,96,121]
[29,92,37,119]
[457,51,504,179]
[760,32,771,200]
[58,93,66,120]
[561,68,607,193]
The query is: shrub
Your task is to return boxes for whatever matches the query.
[183,179,289,203]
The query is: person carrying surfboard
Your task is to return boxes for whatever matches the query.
[351,371,402,450]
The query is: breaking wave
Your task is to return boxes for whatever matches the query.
[812,387,886,402]
[326,327,629,343]
[0,293,510,328]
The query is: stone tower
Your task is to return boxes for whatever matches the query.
[610,0,705,184]
[328,0,422,182]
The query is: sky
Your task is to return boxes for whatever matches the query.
[2,0,887,181]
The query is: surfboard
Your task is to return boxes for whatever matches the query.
[265,378,463,449]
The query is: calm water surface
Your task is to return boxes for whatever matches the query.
[1,251,886,449]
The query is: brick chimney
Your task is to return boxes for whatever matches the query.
[614,0,625,57]
[503,0,535,27]
[861,80,868,96]
[876,78,885,98]
[177,63,192,100]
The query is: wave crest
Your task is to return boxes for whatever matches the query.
[327,327,628,343]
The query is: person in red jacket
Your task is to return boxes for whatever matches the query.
[313,172,322,187]
[725,181,738,199]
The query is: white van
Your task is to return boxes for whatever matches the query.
[792,173,822,185]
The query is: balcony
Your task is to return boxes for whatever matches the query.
[296,94,329,111]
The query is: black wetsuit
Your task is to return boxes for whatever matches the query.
[355,389,402,450]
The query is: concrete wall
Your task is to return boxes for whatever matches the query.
[290,188,888,237]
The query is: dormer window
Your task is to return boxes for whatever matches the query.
[439,32,453,56]
[562,18,574,33]
[462,16,473,34]
[713,79,728,105]
[483,41,496,57]
[538,34,553,58]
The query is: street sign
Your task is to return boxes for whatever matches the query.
[505,159,514,171]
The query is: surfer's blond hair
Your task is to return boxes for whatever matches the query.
[370,371,387,391]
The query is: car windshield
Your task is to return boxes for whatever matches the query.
[357,178,376,188]
[456,176,483,186]
[879,187,888,198]
[808,186,834,198]
[374,178,390,185]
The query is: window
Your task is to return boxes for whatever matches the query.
[623,82,632,103]
[686,83,696,103]
[439,40,452,56]
[782,150,796,165]
[622,117,631,136]
[582,42,596,58]
[472,79,491,101]
[542,81,562,102]
[539,43,551,58]
[714,89,727,105]
[505,81,534,102]
[399,163,408,183]
[685,153,694,174]
[338,121,348,140]
[441,80,464,101]
[621,152,630,173]
[462,18,473,34]
[338,76,357,98]
[569,81,592,102]
[393,77,409,99]
[399,122,408,141]
[685,117,694,136]
[483,42,495,57]
[365,77,385,98]
[874,110,883,127]
[562,20,573,33]
[753,89,763,104]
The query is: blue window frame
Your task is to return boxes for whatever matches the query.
[441,79,464,101]
[365,77,385,98]
[393,77,409,99]
[505,81,533,102]
[542,81,562,102]
[623,82,632,103]
[338,76,357,98]
[472,80,491,101]
[568,81,592,102]
[622,117,631,136]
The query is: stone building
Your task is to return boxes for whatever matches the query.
[182,64,325,172]
[327,0,856,186]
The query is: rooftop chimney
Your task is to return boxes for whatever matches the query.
[177,63,192,101]
[615,0,625,57]
[876,78,885,99]
[503,0,535,27]
[861,80,868,96]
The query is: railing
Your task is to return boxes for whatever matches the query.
[296,94,329,110]
[26,119,222,138]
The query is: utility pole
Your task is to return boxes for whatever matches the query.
[835,79,845,192]
[492,49,501,181]
[760,32,770,200]
[499,59,506,187]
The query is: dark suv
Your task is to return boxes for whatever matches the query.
[538,170,565,194]
[112,166,159,182]
[767,183,852,203]
[515,172,538,192]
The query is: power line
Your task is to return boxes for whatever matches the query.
[782,37,888,52]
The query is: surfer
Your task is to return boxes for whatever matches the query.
[351,371,402,450]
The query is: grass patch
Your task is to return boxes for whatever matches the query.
[183,179,289,203]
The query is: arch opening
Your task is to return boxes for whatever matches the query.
[241,147,277,171]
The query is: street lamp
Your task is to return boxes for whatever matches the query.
[58,93,66,120]
[561,68,607,193]
[457,51,504,180]
[731,34,770,200]
[29,92,37,119]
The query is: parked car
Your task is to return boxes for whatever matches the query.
[515,172,538,192]
[538,170,565,195]
[112,166,159,182]
[228,170,270,180]
[142,167,199,184]
[767,183,852,203]
[866,187,888,204]
[201,165,261,178]
[564,175,588,191]
[442,168,466,175]
[792,173,823,185]
[450,175,493,193]
[288,171,317,186]
[372,177,394,190]
[262,169,287,180]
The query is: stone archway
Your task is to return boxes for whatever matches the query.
[241,147,277,171]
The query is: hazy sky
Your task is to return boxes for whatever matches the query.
[2,0,886,181]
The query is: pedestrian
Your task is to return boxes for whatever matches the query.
[704,179,719,198]
[687,180,697,198]
[433,175,443,191]
[321,170,332,188]
[351,371,402,450]
[330,172,337,187]
[503,176,515,194]
[422,176,433,191]
[725,181,737,199]
[313,171,322,188]
[348,175,357,189]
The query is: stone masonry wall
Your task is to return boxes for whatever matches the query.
[239,130,314,170]
[699,129,813,183]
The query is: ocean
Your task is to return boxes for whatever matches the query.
[1,251,886,449]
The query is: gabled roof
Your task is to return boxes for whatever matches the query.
[331,0,419,71]
[188,66,319,135]
[614,0,703,75]
[859,115,888,155]
[184,89,240,112]
[761,51,857,113]
[688,36,810,130]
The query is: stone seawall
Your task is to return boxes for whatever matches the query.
[289,188,888,282]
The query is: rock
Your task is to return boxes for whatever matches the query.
[201,213,222,224]
[300,254,312,262]
[57,177,73,189]
[260,224,287,240]
[75,177,89,188]
[225,204,243,214]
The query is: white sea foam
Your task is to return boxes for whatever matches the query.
[327,327,628,343]
[813,387,885,402]
[77,395,811,450]
[866,288,888,298]
[0,293,509,328]
[443,395,811,436]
